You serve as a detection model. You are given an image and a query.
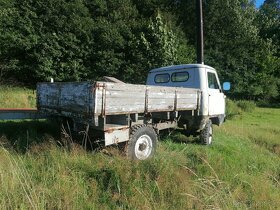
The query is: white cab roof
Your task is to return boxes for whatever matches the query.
[149,64,215,73]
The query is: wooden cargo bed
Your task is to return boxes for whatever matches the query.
[37,81,200,119]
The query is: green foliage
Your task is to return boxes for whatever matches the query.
[0,0,195,84]
[137,13,178,69]
[0,0,94,82]
[0,0,279,101]
[226,99,256,119]
[257,0,280,57]
[236,100,256,112]
[201,0,278,100]
[256,0,280,102]
[226,99,242,119]
[172,0,280,101]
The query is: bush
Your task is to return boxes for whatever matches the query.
[236,100,256,113]
[226,99,242,119]
[226,99,256,119]
[256,100,280,108]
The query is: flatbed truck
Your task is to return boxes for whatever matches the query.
[0,64,229,160]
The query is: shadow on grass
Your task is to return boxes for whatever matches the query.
[0,120,202,156]
[0,119,107,155]
[159,129,201,144]
[0,119,60,153]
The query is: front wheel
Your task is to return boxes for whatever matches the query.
[126,125,157,160]
[200,120,213,145]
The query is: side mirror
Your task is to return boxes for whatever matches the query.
[223,82,231,91]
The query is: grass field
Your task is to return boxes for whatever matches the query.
[0,86,36,108]
[0,86,279,209]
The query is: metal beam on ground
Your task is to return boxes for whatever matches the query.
[0,108,47,120]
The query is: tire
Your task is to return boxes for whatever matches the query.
[126,125,157,160]
[200,120,213,145]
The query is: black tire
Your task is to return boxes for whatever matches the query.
[126,125,157,160]
[200,120,213,145]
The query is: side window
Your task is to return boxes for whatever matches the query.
[171,71,189,82]
[154,73,170,83]
[207,72,219,89]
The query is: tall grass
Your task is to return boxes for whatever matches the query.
[0,87,279,209]
[0,86,36,108]
[236,100,256,112]
[226,99,256,119]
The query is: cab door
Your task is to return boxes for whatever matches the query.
[207,70,225,116]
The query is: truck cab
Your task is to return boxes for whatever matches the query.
[146,64,227,125]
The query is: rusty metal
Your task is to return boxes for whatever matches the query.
[104,127,129,146]
[153,121,178,131]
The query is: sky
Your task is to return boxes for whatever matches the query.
[255,0,265,8]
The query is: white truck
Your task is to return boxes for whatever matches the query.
[36,64,229,160]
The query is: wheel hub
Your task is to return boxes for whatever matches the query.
[139,143,147,151]
[135,134,152,160]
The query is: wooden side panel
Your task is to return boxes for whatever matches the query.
[93,82,199,115]
[95,82,146,115]
[37,83,60,108]
[176,88,199,110]
[147,86,175,112]
[37,82,93,115]
[38,81,199,118]
[59,83,92,113]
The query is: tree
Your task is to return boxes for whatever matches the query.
[0,0,278,102]
[202,0,279,100]
[257,0,280,56]
[256,0,280,101]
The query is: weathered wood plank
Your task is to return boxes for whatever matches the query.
[104,82,146,114]
[94,82,199,114]
[37,82,94,115]
[59,83,91,113]
[37,83,60,107]
[38,81,200,117]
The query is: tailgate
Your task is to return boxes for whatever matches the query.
[37,82,93,116]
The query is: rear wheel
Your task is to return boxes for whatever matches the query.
[126,125,157,160]
[200,120,213,145]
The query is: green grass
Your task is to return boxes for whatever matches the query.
[0,87,279,209]
[0,86,36,108]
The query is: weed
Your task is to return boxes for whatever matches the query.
[226,99,242,119]
[236,100,256,112]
